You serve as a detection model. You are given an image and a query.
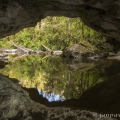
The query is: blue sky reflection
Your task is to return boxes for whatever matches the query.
[38,89,66,102]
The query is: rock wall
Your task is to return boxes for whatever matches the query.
[0,73,116,120]
[0,0,120,39]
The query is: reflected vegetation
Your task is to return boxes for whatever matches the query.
[0,55,120,103]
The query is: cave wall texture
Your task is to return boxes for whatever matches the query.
[0,1,120,119]
[0,73,116,120]
[0,0,120,39]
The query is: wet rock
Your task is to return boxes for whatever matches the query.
[78,72,120,114]
[107,51,120,60]
[108,52,117,57]
[0,73,116,120]
[62,42,103,59]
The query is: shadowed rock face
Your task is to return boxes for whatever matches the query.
[1,73,116,120]
[25,73,120,115]
[1,72,120,119]
[0,0,120,39]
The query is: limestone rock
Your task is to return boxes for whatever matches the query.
[0,0,120,39]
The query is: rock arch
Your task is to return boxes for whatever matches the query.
[0,0,120,39]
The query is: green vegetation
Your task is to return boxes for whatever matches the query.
[0,16,113,52]
[0,16,120,101]
[0,55,117,99]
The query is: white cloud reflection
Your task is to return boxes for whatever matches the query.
[38,89,66,102]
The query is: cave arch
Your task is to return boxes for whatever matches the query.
[0,0,120,39]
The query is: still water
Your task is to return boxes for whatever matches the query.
[0,55,120,104]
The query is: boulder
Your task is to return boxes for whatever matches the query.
[62,41,100,59]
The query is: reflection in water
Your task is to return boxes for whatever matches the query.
[38,89,65,102]
[1,55,120,106]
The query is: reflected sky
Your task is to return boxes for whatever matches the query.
[38,89,66,102]
[1,55,120,101]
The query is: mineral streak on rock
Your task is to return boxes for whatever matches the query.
[0,0,120,39]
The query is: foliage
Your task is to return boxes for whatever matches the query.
[0,16,113,52]
[0,55,115,99]
[0,16,118,101]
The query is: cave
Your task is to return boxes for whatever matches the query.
[0,0,120,39]
[0,0,120,120]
